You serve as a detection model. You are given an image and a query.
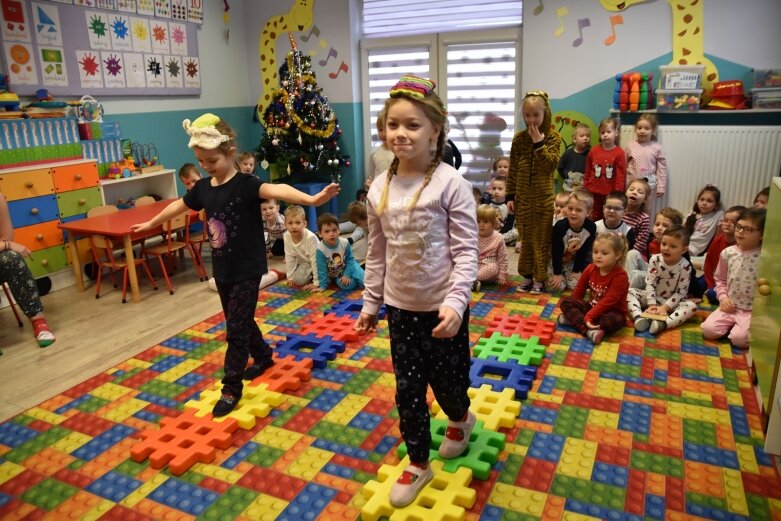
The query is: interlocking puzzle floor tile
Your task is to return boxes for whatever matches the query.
[0,284,779,521]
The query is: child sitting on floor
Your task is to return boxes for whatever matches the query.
[475,204,509,291]
[627,225,697,336]
[315,213,365,291]
[283,205,320,291]
[548,190,597,292]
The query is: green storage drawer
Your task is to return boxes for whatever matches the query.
[25,245,69,278]
[57,187,102,218]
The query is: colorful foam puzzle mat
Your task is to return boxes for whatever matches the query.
[1,282,780,520]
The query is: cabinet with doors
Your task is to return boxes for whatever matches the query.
[0,159,101,278]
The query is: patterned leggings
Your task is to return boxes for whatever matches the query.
[215,277,272,398]
[627,288,697,329]
[0,250,43,318]
[387,305,471,464]
[478,261,499,283]
[559,296,625,336]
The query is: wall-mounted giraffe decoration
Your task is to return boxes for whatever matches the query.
[600,0,718,90]
[257,0,316,117]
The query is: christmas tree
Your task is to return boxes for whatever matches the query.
[256,34,350,183]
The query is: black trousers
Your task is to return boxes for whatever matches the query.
[215,277,272,397]
[387,305,471,464]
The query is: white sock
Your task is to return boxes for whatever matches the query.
[260,271,279,289]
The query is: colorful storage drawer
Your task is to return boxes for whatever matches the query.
[0,168,55,200]
[24,245,69,278]
[7,195,59,227]
[52,162,99,192]
[13,221,64,252]
[57,187,102,218]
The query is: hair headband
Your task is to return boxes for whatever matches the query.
[182,113,231,149]
[523,90,549,101]
[389,75,447,115]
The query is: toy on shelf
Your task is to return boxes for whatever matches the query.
[75,94,104,122]
[613,71,654,111]
[107,157,138,179]
[0,73,21,113]
[131,142,163,173]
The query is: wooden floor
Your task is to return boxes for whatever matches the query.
[0,244,520,422]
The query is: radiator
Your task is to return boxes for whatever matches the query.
[619,125,781,214]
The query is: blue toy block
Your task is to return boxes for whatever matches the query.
[625,387,653,398]
[591,462,629,488]
[728,405,750,437]
[348,412,382,431]
[160,337,202,352]
[132,410,160,423]
[206,323,225,334]
[540,303,557,319]
[470,301,494,318]
[148,477,218,516]
[312,438,369,460]
[53,395,92,414]
[278,482,337,521]
[469,357,536,400]
[520,405,557,425]
[645,494,665,520]
[538,375,557,394]
[565,499,644,521]
[174,373,204,387]
[527,432,566,463]
[479,505,504,521]
[85,470,142,502]
[681,343,720,357]
[329,299,386,319]
[681,370,723,385]
[374,435,397,455]
[0,422,40,448]
[275,333,346,368]
[136,392,180,409]
[147,355,186,372]
[653,369,668,383]
[72,424,136,460]
[683,442,739,469]
[686,502,749,521]
[323,462,355,479]
[569,338,595,354]
[618,401,652,435]
[312,366,354,384]
[616,353,642,366]
[307,388,346,412]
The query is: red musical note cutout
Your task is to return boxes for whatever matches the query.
[328,61,348,80]
[604,14,623,46]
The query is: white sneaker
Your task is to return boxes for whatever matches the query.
[438,410,476,459]
[389,463,433,508]
[208,277,218,291]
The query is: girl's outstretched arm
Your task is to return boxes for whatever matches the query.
[130,199,188,233]
[260,183,340,206]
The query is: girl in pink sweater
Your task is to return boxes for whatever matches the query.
[476,204,509,290]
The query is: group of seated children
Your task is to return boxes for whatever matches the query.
[177,161,367,294]
[474,171,769,350]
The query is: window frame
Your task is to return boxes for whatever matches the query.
[359,27,523,176]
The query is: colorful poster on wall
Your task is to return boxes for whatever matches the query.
[186,0,201,24]
[149,20,168,54]
[85,10,110,49]
[2,0,31,42]
[76,49,103,88]
[168,20,185,54]
[129,16,150,51]
[170,0,185,20]
[143,53,163,87]
[4,41,37,83]
[32,2,63,46]
[163,55,181,87]
[153,0,169,18]
[1,0,199,95]
[123,51,144,86]
[95,0,116,9]
[135,0,152,16]
[107,12,131,50]
[116,0,135,12]
[39,46,67,85]
[101,51,125,87]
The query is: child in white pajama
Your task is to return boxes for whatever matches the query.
[628,225,697,335]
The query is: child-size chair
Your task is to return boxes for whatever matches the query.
[185,209,209,281]
[141,213,202,294]
[88,234,158,303]
[2,282,24,327]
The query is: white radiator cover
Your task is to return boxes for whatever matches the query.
[619,125,781,214]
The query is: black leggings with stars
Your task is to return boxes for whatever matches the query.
[387,305,471,464]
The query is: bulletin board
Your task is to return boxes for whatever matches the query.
[0,0,202,97]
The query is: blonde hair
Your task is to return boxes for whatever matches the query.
[598,117,620,146]
[492,157,509,172]
[476,204,500,228]
[594,232,627,267]
[568,189,594,212]
[284,205,306,220]
[376,108,387,132]
[375,84,447,216]
[238,151,254,162]
[626,178,650,211]
[347,201,367,223]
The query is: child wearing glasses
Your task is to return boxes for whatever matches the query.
[701,208,766,349]
[595,191,636,250]
[696,206,746,304]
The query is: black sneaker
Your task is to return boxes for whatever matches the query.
[212,393,240,417]
[242,357,275,380]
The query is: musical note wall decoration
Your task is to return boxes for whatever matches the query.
[328,61,348,79]
[533,0,544,15]
[554,6,568,37]
[318,47,337,66]
[300,24,320,42]
[572,17,590,47]
[604,14,623,46]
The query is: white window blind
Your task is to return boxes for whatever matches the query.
[363,1,522,38]
[363,32,518,190]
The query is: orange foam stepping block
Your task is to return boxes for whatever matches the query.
[301,313,359,342]
[254,354,313,392]
[130,410,238,475]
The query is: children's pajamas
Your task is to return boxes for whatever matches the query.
[584,145,626,221]
[627,255,697,329]
[316,237,365,290]
[478,231,509,283]
[0,250,43,318]
[626,140,666,218]
[284,229,319,286]
[264,214,286,257]
[623,211,650,258]
[387,305,471,463]
[549,218,596,290]
[559,263,629,336]
[701,245,760,348]
[215,277,272,398]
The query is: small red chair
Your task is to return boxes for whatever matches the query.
[142,213,202,294]
[2,282,24,327]
[89,234,158,303]
[184,210,209,281]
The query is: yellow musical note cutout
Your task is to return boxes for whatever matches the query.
[554,6,568,37]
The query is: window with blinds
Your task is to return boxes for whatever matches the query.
[362,29,520,189]
[362,1,522,38]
